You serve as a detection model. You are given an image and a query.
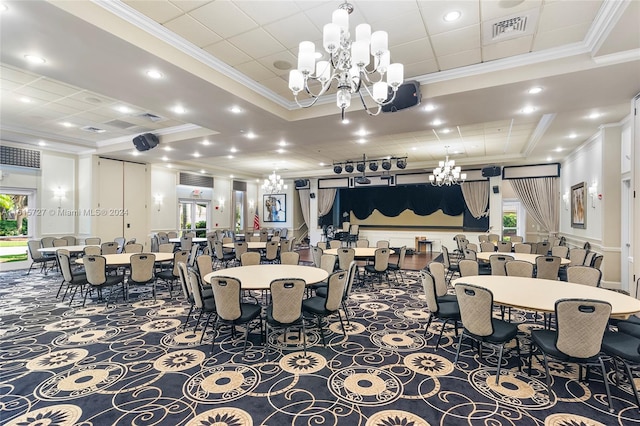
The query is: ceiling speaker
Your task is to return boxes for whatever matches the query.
[381,80,421,113]
[294,179,309,189]
[482,166,502,177]
[133,133,159,151]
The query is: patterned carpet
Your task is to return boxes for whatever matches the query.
[1,267,640,425]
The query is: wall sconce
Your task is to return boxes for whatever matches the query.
[154,193,163,211]
[588,183,598,208]
[562,192,569,210]
[249,199,255,212]
[53,186,65,207]
[218,198,225,212]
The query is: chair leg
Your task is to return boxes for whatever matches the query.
[199,312,214,344]
[424,315,433,337]
[317,316,326,347]
[435,319,449,350]
[495,345,505,385]
[454,332,465,365]
[598,357,614,413]
[210,317,220,354]
[621,359,640,410]
[341,300,351,326]
[336,310,346,335]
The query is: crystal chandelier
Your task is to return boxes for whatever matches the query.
[288,1,404,121]
[429,146,467,186]
[262,170,287,194]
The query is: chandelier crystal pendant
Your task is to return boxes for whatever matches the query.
[429,146,467,186]
[288,1,404,121]
[262,170,288,194]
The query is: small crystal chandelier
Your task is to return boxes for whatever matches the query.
[288,1,404,121]
[429,146,467,186]
[262,170,288,194]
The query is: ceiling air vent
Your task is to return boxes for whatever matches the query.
[1,145,40,169]
[179,172,214,188]
[483,8,539,44]
[136,112,165,122]
[80,126,106,133]
[104,119,137,129]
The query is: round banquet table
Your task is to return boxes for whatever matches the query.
[205,264,328,291]
[223,242,280,250]
[324,247,395,258]
[39,244,97,254]
[75,252,174,266]
[169,237,207,244]
[452,275,640,319]
[476,252,570,265]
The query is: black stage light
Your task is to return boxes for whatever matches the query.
[396,158,407,169]
[382,159,392,170]
[356,162,366,173]
[369,161,378,171]
[334,164,343,174]
[344,162,354,173]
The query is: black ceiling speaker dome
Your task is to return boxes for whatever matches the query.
[344,162,354,173]
[481,166,502,177]
[381,80,421,113]
[396,158,407,169]
[369,161,378,171]
[381,159,392,170]
[356,162,366,173]
[133,133,159,151]
[294,179,309,188]
[333,164,343,174]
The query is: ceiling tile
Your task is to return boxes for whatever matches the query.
[124,0,184,24]
[228,28,286,59]
[14,86,64,102]
[419,1,480,35]
[233,1,301,26]
[403,59,440,81]
[480,0,542,22]
[537,0,602,32]
[1,65,41,85]
[255,51,297,78]
[189,1,258,39]
[482,35,533,62]
[377,12,429,47]
[392,38,435,64]
[533,24,591,51]
[169,1,210,13]
[263,13,322,50]
[430,24,481,57]
[260,75,290,97]
[235,61,277,83]
[30,79,80,97]
[164,14,221,47]
[203,41,252,67]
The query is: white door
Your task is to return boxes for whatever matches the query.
[97,158,124,241]
[622,179,631,293]
[123,162,148,248]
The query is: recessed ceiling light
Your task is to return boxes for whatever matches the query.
[24,54,46,64]
[521,106,536,114]
[411,147,417,151]
[588,112,600,120]
[131,151,140,156]
[528,87,543,94]
[342,118,350,124]
[200,169,205,174]
[163,146,173,151]
[555,147,563,152]
[357,138,367,144]
[319,162,325,166]
[193,152,201,158]
[38,141,46,146]
[441,128,451,134]
[279,140,287,147]
[166,164,172,168]
[230,175,234,179]
[60,122,74,128]
[423,104,436,112]
[161,156,168,161]
[277,149,285,154]
[230,147,237,153]
[230,106,243,114]
[201,140,211,146]
[19,97,32,103]
[546,156,552,161]
[246,132,256,139]
[146,69,163,79]
[116,105,132,113]
[568,133,577,139]
[355,129,367,137]
[228,155,234,159]
[172,105,186,114]
[431,119,443,126]
[443,10,461,22]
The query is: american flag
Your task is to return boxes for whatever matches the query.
[253,212,260,230]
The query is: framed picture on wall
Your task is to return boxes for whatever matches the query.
[263,194,286,222]
[571,182,586,229]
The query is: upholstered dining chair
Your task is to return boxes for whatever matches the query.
[387,246,407,284]
[280,251,300,265]
[101,241,118,255]
[210,276,262,357]
[601,320,640,411]
[489,254,513,276]
[82,255,125,306]
[265,278,307,360]
[157,250,189,296]
[535,256,562,280]
[27,240,55,275]
[528,298,613,412]
[336,247,355,271]
[187,269,217,343]
[364,247,390,287]
[241,252,261,266]
[84,237,101,245]
[427,261,457,303]
[441,245,460,283]
[124,243,143,253]
[458,259,479,277]
[454,283,521,385]
[127,253,156,301]
[480,242,496,252]
[566,265,602,287]
[420,270,460,350]
[505,260,534,277]
[514,243,532,254]
[56,249,87,305]
[302,270,348,347]
[496,241,512,253]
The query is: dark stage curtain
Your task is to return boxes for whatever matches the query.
[340,185,466,218]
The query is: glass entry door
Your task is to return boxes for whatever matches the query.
[179,199,210,237]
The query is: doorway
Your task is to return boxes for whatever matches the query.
[179,199,210,237]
